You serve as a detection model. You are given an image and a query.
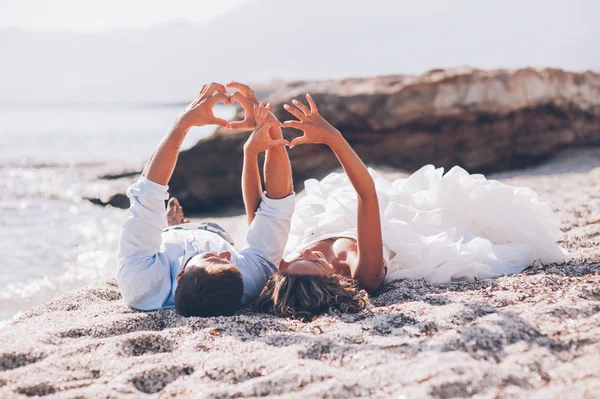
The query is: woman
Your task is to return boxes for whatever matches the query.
[256,94,570,320]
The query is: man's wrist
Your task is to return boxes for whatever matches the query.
[171,115,194,135]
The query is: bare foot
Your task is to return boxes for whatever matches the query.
[167,197,188,226]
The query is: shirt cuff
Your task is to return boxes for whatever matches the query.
[126,176,170,201]
[258,192,296,219]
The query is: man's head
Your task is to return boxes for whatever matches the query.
[174,251,243,317]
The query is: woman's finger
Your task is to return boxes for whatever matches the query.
[306,93,319,114]
[229,92,253,108]
[257,103,265,125]
[263,119,281,130]
[282,120,304,130]
[211,117,230,128]
[252,104,259,122]
[292,99,310,116]
[228,120,252,130]
[269,138,290,148]
[288,136,309,148]
[256,103,265,123]
[283,104,305,120]
[259,103,271,125]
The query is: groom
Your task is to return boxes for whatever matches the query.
[116,82,294,317]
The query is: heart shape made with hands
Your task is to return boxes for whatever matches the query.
[197,81,326,150]
[221,81,263,131]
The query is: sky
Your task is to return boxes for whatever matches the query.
[0,0,597,103]
[0,0,252,32]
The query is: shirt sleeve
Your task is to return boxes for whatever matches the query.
[241,192,296,267]
[116,176,172,310]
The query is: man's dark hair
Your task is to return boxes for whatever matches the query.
[174,262,243,317]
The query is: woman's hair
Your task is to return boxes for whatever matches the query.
[256,272,369,321]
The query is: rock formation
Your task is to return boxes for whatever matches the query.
[170,67,600,212]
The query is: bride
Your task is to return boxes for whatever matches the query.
[256,94,570,320]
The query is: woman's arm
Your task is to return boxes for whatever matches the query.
[230,81,293,225]
[242,103,289,225]
[241,149,263,226]
[283,94,385,292]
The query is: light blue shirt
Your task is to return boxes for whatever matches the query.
[116,176,295,311]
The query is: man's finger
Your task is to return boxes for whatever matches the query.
[226,81,255,98]
[282,120,303,130]
[204,82,227,96]
[198,84,208,96]
[206,93,230,107]
[292,99,310,116]
[306,93,319,114]
[283,104,305,120]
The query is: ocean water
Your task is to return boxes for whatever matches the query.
[0,104,236,326]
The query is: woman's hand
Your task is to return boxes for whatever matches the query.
[243,103,289,155]
[282,94,343,148]
[178,83,231,128]
[227,81,260,130]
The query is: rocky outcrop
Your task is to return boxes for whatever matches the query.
[170,67,600,212]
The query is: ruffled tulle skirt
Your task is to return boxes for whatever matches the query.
[284,165,569,283]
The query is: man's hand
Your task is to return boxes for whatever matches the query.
[178,83,231,129]
[243,103,288,155]
[282,93,343,148]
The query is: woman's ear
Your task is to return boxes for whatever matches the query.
[278,259,289,271]
[175,269,185,282]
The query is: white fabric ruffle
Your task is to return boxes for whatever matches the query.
[284,165,570,283]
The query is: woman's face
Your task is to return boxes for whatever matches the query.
[281,248,335,276]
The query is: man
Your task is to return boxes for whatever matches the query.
[116,82,293,317]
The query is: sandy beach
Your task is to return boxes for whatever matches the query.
[0,149,598,398]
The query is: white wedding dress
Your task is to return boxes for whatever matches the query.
[284,165,570,283]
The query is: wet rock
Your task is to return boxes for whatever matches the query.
[86,193,129,209]
[169,67,600,212]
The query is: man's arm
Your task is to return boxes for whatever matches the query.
[117,177,171,310]
[117,83,230,309]
[242,123,293,226]
[143,83,229,185]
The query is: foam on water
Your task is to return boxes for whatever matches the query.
[0,198,124,324]
[0,104,237,326]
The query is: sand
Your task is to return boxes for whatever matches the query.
[1,149,599,398]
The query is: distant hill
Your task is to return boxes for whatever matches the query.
[1,0,598,103]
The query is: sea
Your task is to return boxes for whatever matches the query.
[0,104,236,327]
